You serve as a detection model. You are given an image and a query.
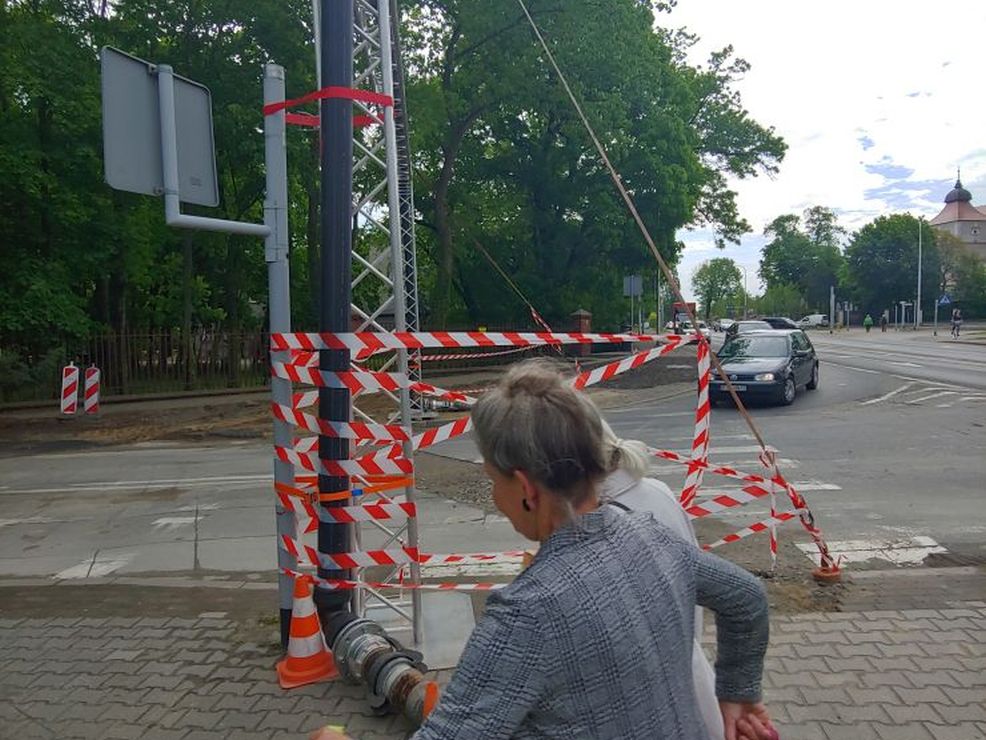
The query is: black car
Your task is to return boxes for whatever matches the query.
[760,316,799,330]
[710,330,819,406]
[724,319,772,339]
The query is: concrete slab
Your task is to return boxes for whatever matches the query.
[367,590,477,670]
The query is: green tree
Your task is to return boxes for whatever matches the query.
[842,214,940,318]
[692,258,742,319]
[759,207,844,311]
[403,0,785,328]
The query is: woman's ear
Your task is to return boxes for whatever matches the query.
[514,469,539,508]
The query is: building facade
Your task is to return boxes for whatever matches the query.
[929,175,986,261]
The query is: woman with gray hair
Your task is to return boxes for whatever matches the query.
[406,360,776,740]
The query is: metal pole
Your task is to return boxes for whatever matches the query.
[378,0,422,645]
[316,0,354,616]
[264,64,297,649]
[157,65,269,238]
[934,298,939,337]
[656,270,662,331]
[829,285,834,334]
[916,218,923,329]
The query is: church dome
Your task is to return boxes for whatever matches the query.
[944,177,972,204]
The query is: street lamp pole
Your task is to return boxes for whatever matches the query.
[738,265,748,318]
[916,217,923,329]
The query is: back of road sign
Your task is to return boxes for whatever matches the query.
[101,46,219,207]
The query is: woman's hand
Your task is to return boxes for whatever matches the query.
[719,701,778,740]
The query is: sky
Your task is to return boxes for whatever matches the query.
[666,0,986,302]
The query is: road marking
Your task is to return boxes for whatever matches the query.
[151,516,198,532]
[1,475,272,496]
[70,474,270,488]
[890,374,966,389]
[796,536,946,567]
[960,396,986,402]
[832,364,881,375]
[54,552,133,580]
[936,403,953,408]
[890,361,923,368]
[906,391,958,405]
[860,383,914,406]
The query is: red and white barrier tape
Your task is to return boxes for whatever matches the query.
[60,364,79,415]
[571,336,686,390]
[281,535,524,569]
[759,450,780,567]
[271,330,654,353]
[271,363,477,404]
[282,567,506,592]
[276,490,415,526]
[83,366,100,415]
[413,345,534,363]
[271,402,409,443]
[275,445,413,477]
[702,512,797,551]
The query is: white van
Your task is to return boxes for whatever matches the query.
[798,313,829,328]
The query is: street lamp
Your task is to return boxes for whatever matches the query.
[915,216,923,329]
[738,265,748,318]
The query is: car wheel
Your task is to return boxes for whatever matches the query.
[779,377,796,405]
[807,363,819,390]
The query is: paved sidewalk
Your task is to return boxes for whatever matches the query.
[1,600,984,740]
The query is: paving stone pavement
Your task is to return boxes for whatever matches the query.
[1,602,985,739]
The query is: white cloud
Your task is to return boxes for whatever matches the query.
[667,0,986,300]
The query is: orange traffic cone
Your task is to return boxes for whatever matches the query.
[276,575,338,689]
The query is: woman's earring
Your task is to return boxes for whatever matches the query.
[522,498,531,512]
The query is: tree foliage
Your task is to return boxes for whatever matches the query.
[0,0,785,361]
[842,214,939,317]
[692,257,742,319]
[758,206,844,312]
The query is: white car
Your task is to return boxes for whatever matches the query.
[798,314,830,328]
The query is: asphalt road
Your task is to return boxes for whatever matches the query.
[0,329,983,581]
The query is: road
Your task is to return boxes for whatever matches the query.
[0,329,983,582]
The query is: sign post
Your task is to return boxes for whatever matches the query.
[935,294,951,337]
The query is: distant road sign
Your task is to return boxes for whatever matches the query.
[101,46,219,207]
[938,294,952,306]
[622,275,643,297]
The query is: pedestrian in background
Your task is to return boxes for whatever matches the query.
[863,314,873,333]
[951,307,963,338]
[880,313,887,332]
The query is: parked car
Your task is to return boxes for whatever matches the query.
[724,319,773,339]
[711,329,819,406]
[798,313,830,328]
[760,316,799,330]
[666,320,711,340]
[716,318,736,332]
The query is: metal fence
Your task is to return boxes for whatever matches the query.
[1,329,270,403]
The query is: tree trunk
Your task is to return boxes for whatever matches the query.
[430,112,483,328]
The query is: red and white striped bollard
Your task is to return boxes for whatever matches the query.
[60,363,80,415]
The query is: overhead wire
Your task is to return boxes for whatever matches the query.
[514,0,770,451]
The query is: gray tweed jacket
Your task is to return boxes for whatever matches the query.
[413,506,769,739]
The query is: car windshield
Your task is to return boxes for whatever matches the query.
[719,336,790,359]
[737,321,771,332]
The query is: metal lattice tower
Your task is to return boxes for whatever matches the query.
[347,0,423,642]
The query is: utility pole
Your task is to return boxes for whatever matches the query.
[316,0,354,616]
[916,217,923,329]
[264,64,297,647]
[829,285,835,334]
